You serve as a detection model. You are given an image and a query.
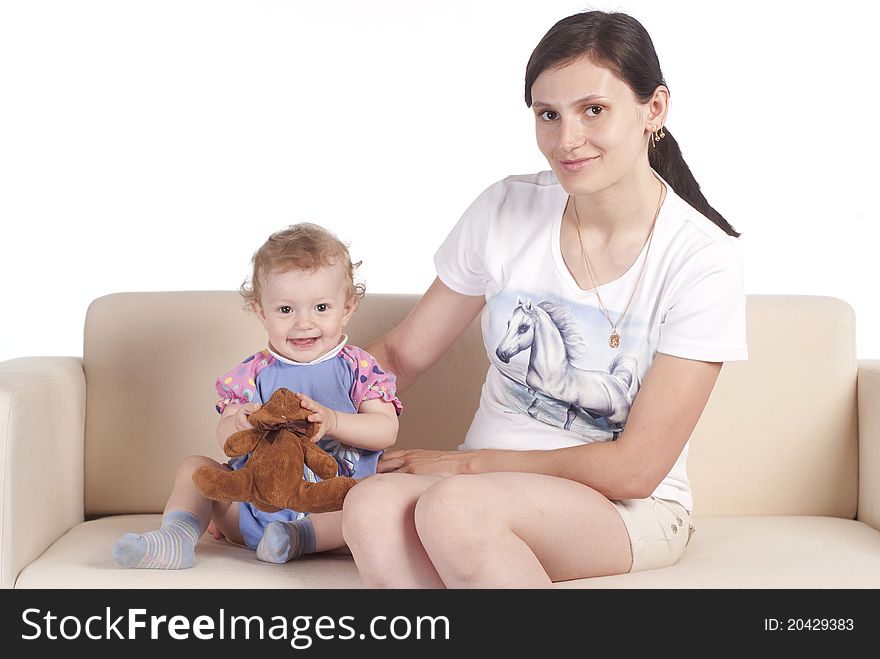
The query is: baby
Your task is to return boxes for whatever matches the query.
[113,223,401,568]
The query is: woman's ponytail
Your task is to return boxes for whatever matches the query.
[649,129,739,237]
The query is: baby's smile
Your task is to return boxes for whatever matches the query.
[288,337,319,349]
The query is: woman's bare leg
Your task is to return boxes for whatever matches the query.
[414,472,632,588]
[341,473,444,588]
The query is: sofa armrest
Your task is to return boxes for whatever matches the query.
[858,360,880,532]
[0,357,85,588]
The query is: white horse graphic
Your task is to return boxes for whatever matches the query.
[495,300,640,432]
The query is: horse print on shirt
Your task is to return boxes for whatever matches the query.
[495,299,640,439]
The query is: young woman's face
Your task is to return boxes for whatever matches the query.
[530,57,656,196]
[256,263,356,363]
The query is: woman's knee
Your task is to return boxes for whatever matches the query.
[342,473,412,539]
[414,475,496,540]
[344,474,405,513]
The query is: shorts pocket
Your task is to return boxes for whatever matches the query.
[626,498,690,573]
[653,498,688,540]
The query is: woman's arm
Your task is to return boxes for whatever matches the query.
[366,277,486,392]
[380,353,722,500]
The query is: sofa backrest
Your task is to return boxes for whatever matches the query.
[689,295,857,517]
[83,292,858,518]
[83,292,486,515]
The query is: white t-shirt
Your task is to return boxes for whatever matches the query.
[434,170,748,511]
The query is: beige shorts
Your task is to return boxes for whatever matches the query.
[612,497,693,573]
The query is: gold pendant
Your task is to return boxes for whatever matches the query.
[609,331,620,349]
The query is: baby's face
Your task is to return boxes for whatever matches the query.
[256,264,356,363]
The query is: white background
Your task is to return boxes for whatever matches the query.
[1,0,877,363]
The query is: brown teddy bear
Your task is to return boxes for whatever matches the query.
[192,387,357,513]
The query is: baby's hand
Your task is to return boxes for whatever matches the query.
[296,393,338,443]
[233,402,262,432]
[206,519,226,541]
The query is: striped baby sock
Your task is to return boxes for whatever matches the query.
[112,510,202,569]
[255,518,316,564]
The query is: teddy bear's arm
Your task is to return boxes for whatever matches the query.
[224,429,261,457]
[302,440,342,480]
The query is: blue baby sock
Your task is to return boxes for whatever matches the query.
[255,517,316,564]
[112,510,202,569]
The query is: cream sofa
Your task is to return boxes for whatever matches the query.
[1,292,879,588]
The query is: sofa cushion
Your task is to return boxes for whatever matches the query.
[14,515,362,589]
[16,514,880,589]
[564,516,880,588]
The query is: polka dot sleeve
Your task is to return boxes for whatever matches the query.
[214,349,274,414]
[340,345,403,415]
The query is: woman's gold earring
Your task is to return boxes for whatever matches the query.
[651,126,665,148]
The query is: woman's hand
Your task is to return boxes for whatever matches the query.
[378,449,474,477]
[296,392,338,443]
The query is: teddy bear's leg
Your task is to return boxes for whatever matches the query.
[285,477,358,514]
[192,465,257,504]
[301,440,342,480]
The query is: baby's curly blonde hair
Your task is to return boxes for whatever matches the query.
[240,223,366,310]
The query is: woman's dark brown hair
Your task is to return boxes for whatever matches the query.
[525,11,739,237]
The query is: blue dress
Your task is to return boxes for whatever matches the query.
[216,344,402,548]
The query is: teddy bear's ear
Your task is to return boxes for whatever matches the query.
[250,387,313,429]
[248,388,317,440]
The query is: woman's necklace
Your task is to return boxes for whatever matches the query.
[571,181,664,349]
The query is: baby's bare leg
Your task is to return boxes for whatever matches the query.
[210,499,244,546]
[163,456,225,521]
[113,456,238,568]
[309,511,344,552]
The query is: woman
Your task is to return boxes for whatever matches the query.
[342,10,747,587]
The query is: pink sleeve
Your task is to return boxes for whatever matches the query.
[341,346,403,415]
[214,349,274,414]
